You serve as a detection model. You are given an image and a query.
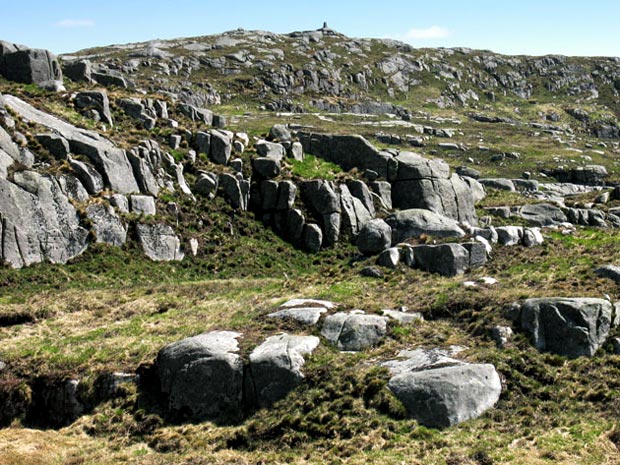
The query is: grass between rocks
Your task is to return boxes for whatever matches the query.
[2,224,620,464]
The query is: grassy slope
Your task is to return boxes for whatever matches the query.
[3,36,620,464]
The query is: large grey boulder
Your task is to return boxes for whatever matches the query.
[63,59,92,83]
[35,133,70,159]
[209,130,232,165]
[321,312,388,351]
[547,165,608,186]
[356,218,391,255]
[252,157,281,179]
[302,223,323,253]
[384,348,501,428]
[410,243,471,277]
[496,226,523,246]
[0,41,62,84]
[2,95,139,194]
[86,203,127,247]
[248,334,320,408]
[267,298,336,326]
[513,297,612,358]
[130,195,156,216]
[256,140,286,160]
[136,223,184,261]
[194,172,218,198]
[385,209,465,244]
[157,331,244,422]
[346,180,376,217]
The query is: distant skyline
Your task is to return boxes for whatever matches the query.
[2,0,620,57]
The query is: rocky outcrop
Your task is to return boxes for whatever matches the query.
[510,298,613,358]
[1,95,140,194]
[0,41,62,85]
[0,172,88,268]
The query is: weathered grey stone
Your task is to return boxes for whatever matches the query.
[302,223,322,253]
[496,226,523,246]
[377,247,400,268]
[126,151,160,197]
[0,173,88,267]
[86,203,127,246]
[547,165,608,186]
[252,157,281,179]
[249,334,319,407]
[356,219,392,255]
[219,173,249,210]
[63,60,92,83]
[157,331,243,422]
[195,131,211,155]
[276,181,297,210]
[386,209,465,244]
[267,307,327,326]
[0,42,62,84]
[260,180,279,211]
[461,242,488,268]
[194,173,218,198]
[385,350,501,428]
[321,312,388,351]
[256,140,286,160]
[339,184,372,237]
[479,178,516,191]
[177,103,213,124]
[136,223,184,261]
[285,209,305,245]
[130,195,156,215]
[522,227,544,247]
[595,265,620,283]
[2,95,139,194]
[58,174,89,202]
[491,326,514,348]
[36,134,70,159]
[514,297,612,358]
[268,124,292,142]
[110,193,129,213]
[412,243,470,277]
[518,203,567,226]
[288,141,304,161]
[209,130,232,165]
[69,158,104,195]
[279,298,337,310]
[299,132,390,178]
[75,91,113,126]
[346,180,376,217]
[381,309,424,324]
[370,181,392,210]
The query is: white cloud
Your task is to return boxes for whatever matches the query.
[402,26,450,40]
[54,19,95,28]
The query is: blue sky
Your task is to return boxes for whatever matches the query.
[1,0,619,57]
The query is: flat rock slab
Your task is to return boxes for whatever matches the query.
[157,331,244,422]
[136,223,184,261]
[249,333,320,408]
[267,307,327,326]
[512,297,612,358]
[385,209,465,244]
[381,309,424,324]
[321,312,388,351]
[383,348,501,428]
[279,299,338,310]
